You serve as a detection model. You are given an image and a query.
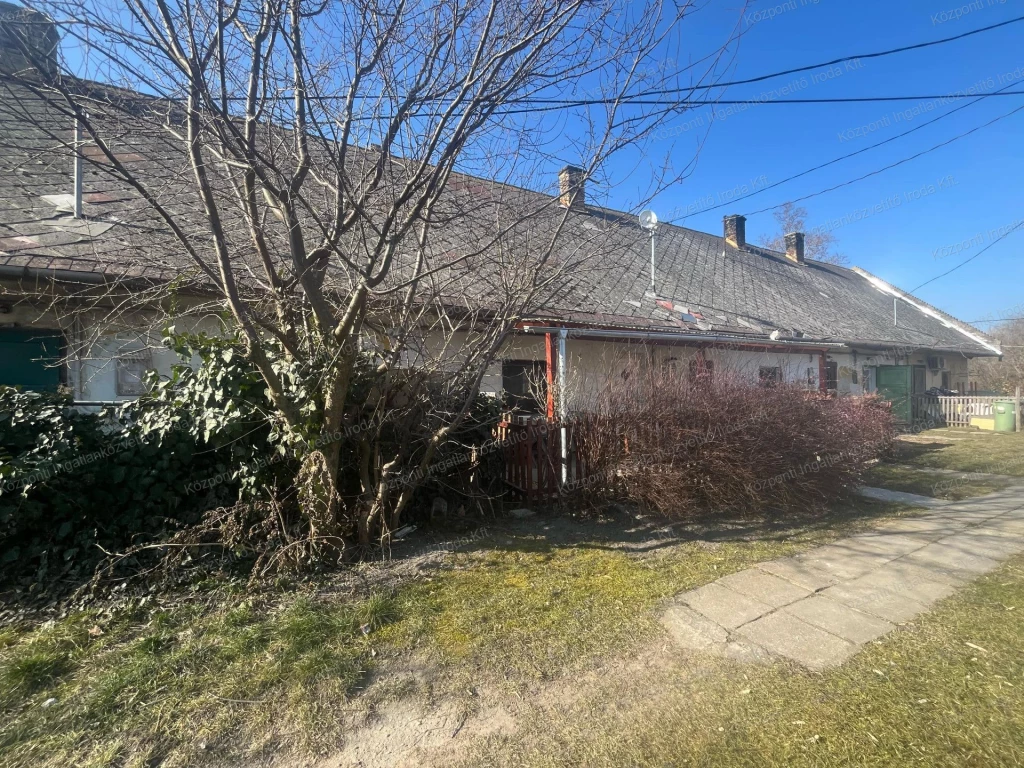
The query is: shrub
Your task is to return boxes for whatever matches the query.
[0,387,241,587]
[571,362,894,517]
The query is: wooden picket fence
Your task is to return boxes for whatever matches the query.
[912,395,1003,428]
[495,415,581,502]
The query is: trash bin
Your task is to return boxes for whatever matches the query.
[993,400,1017,433]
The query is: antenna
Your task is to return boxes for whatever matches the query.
[639,210,658,292]
[73,115,83,219]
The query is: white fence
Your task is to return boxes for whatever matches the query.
[922,395,1004,428]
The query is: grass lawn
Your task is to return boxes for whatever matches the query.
[0,497,914,767]
[863,463,1015,501]
[465,555,1024,767]
[896,428,1024,477]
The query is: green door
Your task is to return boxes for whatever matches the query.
[876,365,912,423]
[0,328,64,392]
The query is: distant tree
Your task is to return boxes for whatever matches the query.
[758,202,848,265]
[971,312,1024,395]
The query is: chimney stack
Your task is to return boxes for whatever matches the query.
[785,232,805,264]
[723,214,746,249]
[558,165,585,209]
[0,2,59,81]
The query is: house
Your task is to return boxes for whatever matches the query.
[0,6,1001,424]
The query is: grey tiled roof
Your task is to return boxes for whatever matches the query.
[0,76,999,357]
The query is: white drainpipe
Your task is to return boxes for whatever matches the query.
[558,327,568,484]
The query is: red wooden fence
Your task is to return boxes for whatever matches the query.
[495,416,580,502]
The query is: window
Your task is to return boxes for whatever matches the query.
[116,349,152,396]
[759,366,781,387]
[501,360,546,412]
[941,371,950,389]
[806,367,815,387]
[688,358,714,382]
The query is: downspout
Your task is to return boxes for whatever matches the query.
[558,328,568,484]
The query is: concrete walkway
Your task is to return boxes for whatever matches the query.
[662,485,1024,671]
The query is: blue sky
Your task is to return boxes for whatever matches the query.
[589,0,1024,329]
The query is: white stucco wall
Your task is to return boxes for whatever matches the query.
[1,296,224,401]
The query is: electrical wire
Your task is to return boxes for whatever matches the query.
[629,14,1024,99]
[667,80,1024,222]
[741,102,1024,217]
[911,219,1024,293]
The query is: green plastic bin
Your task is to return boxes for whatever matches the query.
[992,400,1017,433]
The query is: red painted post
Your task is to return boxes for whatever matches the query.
[545,332,555,421]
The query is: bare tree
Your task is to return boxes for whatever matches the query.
[971,312,1024,394]
[758,202,847,265]
[4,0,738,553]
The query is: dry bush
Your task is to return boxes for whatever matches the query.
[572,360,894,517]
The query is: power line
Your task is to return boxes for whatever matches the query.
[631,14,1024,99]
[741,101,1024,217]
[667,80,1023,222]
[210,15,1024,108]
[490,90,1024,115]
[911,219,1024,293]
[969,317,1024,324]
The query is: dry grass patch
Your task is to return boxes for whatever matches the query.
[896,429,1024,477]
[0,498,913,766]
[863,464,1014,500]
[464,556,1024,767]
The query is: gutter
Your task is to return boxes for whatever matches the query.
[518,324,848,351]
[0,264,116,285]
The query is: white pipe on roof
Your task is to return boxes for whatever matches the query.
[852,267,1002,356]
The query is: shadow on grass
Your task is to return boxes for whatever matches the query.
[423,495,912,561]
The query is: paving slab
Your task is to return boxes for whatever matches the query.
[716,569,812,608]
[816,582,929,623]
[662,485,1024,671]
[858,486,952,508]
[661,604,728,650]
[844,531,932,558]
[843,566,956,606]
[874,517,968,537]
[680,582,772,629]
[737,611,857,671]
[950,533,1023,560]
[782,596,894,644]
[875,557,967,588]
[755,557,837,591]
[794,545,895,580]
[902,542,1002,577]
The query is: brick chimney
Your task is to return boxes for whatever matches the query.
[0,1,59,81]
[785,231,805,264]
[558,165,585,209]
[723,214,746,249]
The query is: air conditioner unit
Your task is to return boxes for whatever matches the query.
[927,356,945,370]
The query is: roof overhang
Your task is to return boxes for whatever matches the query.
[518,323,848,352]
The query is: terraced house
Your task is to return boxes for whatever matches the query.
[0,4,1002,426]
